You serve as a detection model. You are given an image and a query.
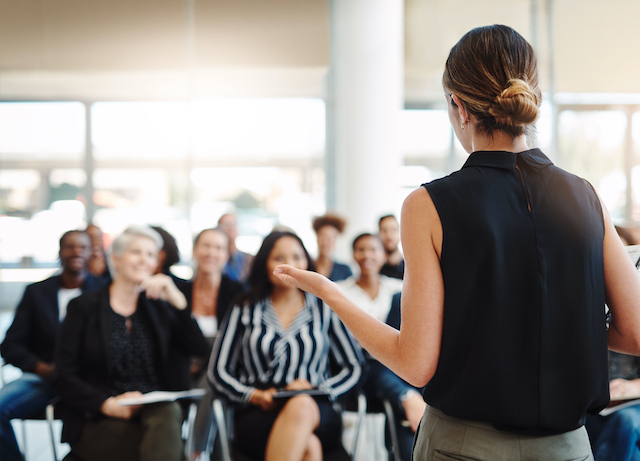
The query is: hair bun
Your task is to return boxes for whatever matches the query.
[489,78,540,126]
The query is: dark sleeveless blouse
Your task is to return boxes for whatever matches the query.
[422,149,609,435]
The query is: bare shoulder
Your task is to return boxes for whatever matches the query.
[401,186,442,255]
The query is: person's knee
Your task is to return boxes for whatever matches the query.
[280,395,320,426]
[142,402,183,432]
[608,408,640,432]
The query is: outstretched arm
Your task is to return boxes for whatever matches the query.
[275,187,444,387]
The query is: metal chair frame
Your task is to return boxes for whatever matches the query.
[0,361,59,461]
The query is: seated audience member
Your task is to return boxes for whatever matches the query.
[378,215,404,279]
[0,230,105,461]
[337,233,403,325]
[585,226,640,461]
[312,214,353,282]
[85,223,110,280]
[209,231,364,461]
[218,213,254,284]
[180,228,245,458]
[151,225,188,290]
[337,233,422,460]
[55,225,208,461]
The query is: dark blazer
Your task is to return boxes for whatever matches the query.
[54,285,209,445]
[0,274,105,372]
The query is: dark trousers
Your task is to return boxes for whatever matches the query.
[72,401,183,461]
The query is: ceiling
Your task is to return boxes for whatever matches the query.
[0,0,639,103]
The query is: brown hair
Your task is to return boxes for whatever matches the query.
[312,213,347,234]
[443,25,541,137]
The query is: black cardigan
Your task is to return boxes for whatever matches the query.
[54,285,208,445]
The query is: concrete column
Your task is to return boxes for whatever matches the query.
[326,0,404,244]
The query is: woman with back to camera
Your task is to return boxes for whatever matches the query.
[274,25,640,460]
[209,231,364,461]
[312,214,353,282]
[55,225,208,461]
[180,228,245,458]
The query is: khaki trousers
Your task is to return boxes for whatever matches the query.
[72,401,184,461]
[412,406,594,461]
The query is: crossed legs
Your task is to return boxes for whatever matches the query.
[265,394,322,461]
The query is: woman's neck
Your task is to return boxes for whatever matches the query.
[109,278,140,317]
[357,272,381,300]
[315,255,334,277]
[270,286,305,329]
[272,285,304,304]
[470,131,528,154]
[194,271,221,288]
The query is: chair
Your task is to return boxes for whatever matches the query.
[349,392,403,461]
[0,360,61,461]
[207,395,353,461]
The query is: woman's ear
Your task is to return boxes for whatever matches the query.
[451,94,468,126]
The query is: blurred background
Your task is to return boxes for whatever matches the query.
[1,0,639,288]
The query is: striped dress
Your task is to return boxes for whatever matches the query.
[209,292,364,405]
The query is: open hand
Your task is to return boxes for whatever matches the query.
[273,265,336,300]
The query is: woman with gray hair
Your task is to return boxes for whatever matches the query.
[55,225,208,461]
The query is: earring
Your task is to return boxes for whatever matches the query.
[461,123,465,130]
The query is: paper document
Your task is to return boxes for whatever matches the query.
[600,395,640,417]
[117,388,207,406]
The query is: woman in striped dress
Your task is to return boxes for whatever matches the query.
[209,231,364,461]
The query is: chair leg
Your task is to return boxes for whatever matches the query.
[350,393,367,460]
[382,399,402,461]
[21,420,28,459]
[212,399,231,461]
[46,403,59,461]
[184,402,198,461]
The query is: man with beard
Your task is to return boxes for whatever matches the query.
[0,230,106,461]
[379,215,405,279]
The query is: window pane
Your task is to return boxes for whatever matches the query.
[0,170,40,215]
[557,110,627,220]
[191,99,325,160]
[399,109,466,177]
[0,102,85,159]
[92,102,189,159]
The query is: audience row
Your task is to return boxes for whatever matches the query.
[0,212,414,461]
[3,214,638,461]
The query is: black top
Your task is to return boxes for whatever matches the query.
[608,351,640,381]
[109,308,163,394]
[380,260,404,280]
[422,149,609,435]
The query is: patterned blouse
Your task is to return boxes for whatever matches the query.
[209,293,364,405]
[109,308,162,395]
